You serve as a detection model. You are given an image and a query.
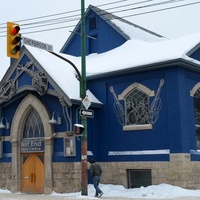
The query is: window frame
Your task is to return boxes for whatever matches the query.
[191,83,200,150]
[127,169,152,188]
[23,108,44,139]
[119,82,154,131]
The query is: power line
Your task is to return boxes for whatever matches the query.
[0,0,155,36]
[122,0,200,17]
[22,0,200,35]
[0,0,173,29]
[0,0,127,26]
[0,0,199,37]
[0,0,153,31]
[19,0,155,31]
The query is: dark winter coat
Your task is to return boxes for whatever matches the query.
[90,163,102,177]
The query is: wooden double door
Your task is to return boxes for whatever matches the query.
[21,153,44,193]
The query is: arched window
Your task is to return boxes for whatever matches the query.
[111,81,164,131]
[118,82,155,130]
[23,108,44,138]
[190,83,200,149]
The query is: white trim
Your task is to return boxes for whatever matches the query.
[108,149,170,156]
[190,82,200,96]
[119,82,155,100]
[123,124,152,131]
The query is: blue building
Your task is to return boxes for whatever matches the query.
[1,5,200,194]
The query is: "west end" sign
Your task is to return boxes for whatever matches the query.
[21,139,44,153]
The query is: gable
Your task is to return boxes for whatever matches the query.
[0,50,70,106]
[60,5,166,56]
[60,7,127,56]
[0,46,102,107]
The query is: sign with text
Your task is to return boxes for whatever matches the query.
[80,108,94,118]
[21,139,44,153]
[22,37,53,51]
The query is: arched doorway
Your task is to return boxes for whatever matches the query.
[10,94,54,194]
[21,108,45,193]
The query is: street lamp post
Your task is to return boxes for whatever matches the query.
[80,0,88,196]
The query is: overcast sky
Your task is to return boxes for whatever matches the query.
[1,0,200,69]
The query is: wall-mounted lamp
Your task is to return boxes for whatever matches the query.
[0,117,10,129]
[49,111,61,125]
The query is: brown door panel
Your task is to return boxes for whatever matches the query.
[21,153,44,193]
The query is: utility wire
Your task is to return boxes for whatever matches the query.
[0,0,179,29]
[0,0,185,29]
[19,0,180,27]
[0,0,199,37]
[122,0,200,17]
[0,0,152,31]
[0,0,127,26]
[22,0,200,34]
[20,0,148,27]
[0,0,155,35]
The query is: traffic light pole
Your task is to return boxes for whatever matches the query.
[80,0,88,196]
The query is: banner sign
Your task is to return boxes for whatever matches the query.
[21,139,44,153]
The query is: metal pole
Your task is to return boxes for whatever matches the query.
[80,0,88,196]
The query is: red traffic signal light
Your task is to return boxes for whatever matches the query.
[74,124,84,135]
[11,25,20,35]
[7,22,21,59]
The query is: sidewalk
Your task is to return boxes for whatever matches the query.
[0,193,199,200]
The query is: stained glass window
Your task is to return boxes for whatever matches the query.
[23,109,44,138]
[125,89,149,125]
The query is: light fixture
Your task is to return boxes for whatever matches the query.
[49,111,61,125]
[0,117,10,129]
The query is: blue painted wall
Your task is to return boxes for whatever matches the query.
[86,66,200,162]
[2,42,200,166]
[61,9,127,56]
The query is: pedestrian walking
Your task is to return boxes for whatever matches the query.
[89,159,103,198]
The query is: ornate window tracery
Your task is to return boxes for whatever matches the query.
[125,89,149,125]
[23,108,44,138]
[110,79,164,130]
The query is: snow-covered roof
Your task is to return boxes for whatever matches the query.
[90,5,166,42]
[110,19,166,42]
[58,32,200,78]
[4,32,200,104]
[24,31,200,100]
[21,45,102,105]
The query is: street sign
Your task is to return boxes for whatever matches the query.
[82,96,91,110]
[22,37,53,51]
[80,109,94,118]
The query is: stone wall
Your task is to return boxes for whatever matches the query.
[100,154,200,190]
[2,153,200,193]
[0,163,11,190]
[52,162,82,193]
[52,154,200,193]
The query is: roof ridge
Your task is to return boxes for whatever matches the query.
[88,4,165,39]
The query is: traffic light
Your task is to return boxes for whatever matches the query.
[74,124,84,136]
[7,22,21,59]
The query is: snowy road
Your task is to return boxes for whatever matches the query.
[0,193,199,200]
[0,184,200,200]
